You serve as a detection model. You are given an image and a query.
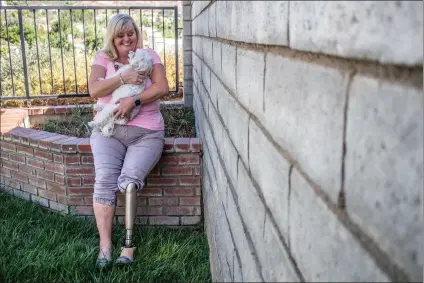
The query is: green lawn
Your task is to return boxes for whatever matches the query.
[0,191,211,283]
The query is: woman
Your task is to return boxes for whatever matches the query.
[88,13,168,269]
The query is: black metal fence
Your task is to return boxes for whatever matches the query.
[0,5,182,102]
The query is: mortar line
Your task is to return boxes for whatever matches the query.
[192,35,422,89]
[288,164,294,252]
[338,70,357,210]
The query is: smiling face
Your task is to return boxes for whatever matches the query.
[113,23,138,59]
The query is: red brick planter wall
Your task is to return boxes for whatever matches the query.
[0,126,203,227]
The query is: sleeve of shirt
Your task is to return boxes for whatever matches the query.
[92,51,110,68]
[146,48,163,65]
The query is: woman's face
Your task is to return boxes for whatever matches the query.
[114,23,137,57]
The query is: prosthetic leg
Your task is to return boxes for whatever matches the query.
[116,182,138,265]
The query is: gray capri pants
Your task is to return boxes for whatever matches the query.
[90,125,165,206]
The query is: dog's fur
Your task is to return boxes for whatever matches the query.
[88,49,153,137]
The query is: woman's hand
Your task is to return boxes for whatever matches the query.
[120,69,149,85]
[113,96,136,120]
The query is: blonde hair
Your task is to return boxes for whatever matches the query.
[102,14,143,61]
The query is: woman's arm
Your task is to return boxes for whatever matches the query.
[88,65,122,98]
[113,63,169,119]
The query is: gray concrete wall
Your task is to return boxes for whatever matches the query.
[183,1,423,282]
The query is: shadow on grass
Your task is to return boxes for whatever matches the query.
[0,190,211,283]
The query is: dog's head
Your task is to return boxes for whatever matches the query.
[128,49,153,76]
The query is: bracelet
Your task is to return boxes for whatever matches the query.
[119,73,125,85]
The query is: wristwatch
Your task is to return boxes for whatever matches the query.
[132,95,141,106]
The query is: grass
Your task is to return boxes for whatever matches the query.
[32,105,196,138]
[0,191,211,283]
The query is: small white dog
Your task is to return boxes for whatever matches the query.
[88,48,153,137]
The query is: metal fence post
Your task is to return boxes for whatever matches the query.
[18,9,31,105]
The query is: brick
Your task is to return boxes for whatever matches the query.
[47,181,66,194]
[344,75,423,281]
[181,216,201,225]
[148,166,160,176]
[28,175,47,188]
[2,160,18,171]
[55,106,72,114]
[34,149,53,161]
[77,139,91,153]
[289,1,423,65]
[9,153,25,164]
[45,163,65,174]
[38,189,57,201]
[164,138,175,152]
[178,154,200,165]
[193,166,201,176]
[61,138,83,153]
[67,196,85,205]
[0,176,21,189]
[64,155,80,165]
[81,155,93,164]
[149,197,178,206]
[164,206,195,216]
[27,158,44,169]
[0,167,11,178]
[13,189,31,201]
[49,200,69,213]
[53,154,64,163]
[249,119,290,239]
[164,187,194,196]
[57,194,68,205]
[67,187,93,195]
[18,164,36,175]
[0,150,9,160]
[175,138,191,152]
[195,187,201,196]
[138,187,162,196]
[11,171,28,183]
[180,176,201,186]
[55,174,65,185]
[0,141,16,152]
[22,183,37,194]
[37,169,55,182]
[28,132,56,147]
[136,206,163,216]
[31,195,49,207]
[159,155,179,165]
[146,177,178,187]
[66,167,94,175]
[15,145,33,156]
[84,197,93,205]
[72,206,93,215]
[263,53,346,203]
[162,166,192,176]
[82,176,94,185]
[38,135,68,150]
[149,216,179,225]
[179,196,201,206]
[289,168,389,281]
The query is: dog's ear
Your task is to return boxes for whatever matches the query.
[128,51,135,60]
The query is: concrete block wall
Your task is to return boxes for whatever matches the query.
[183,1,423,282]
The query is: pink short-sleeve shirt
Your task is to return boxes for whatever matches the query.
[92,48,164,131]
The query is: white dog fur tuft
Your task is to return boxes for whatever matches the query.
[88,49,153,137]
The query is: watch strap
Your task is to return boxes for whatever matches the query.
[132,95,141,106]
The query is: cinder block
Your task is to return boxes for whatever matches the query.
[211,40,221,76]
[183,36,192,51]
[201,63,211,94]
[219,129,238,187]
[249,118,290,239]
[289,1,423,65]
[225,184,262,282]
[183,65,193,80]
[202,38,213,67]
[183,20,192,36]
[215,0,230,39]
[220,43,237,95]
[217,86,249,167]
[236,47,265,119]
[290,168,390,281]
[183,50,192,66]
[192,37,202,59]
[231,1,289,45]
[183,5,191,20]
[345,75,423,281]
[263,53,347,204]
